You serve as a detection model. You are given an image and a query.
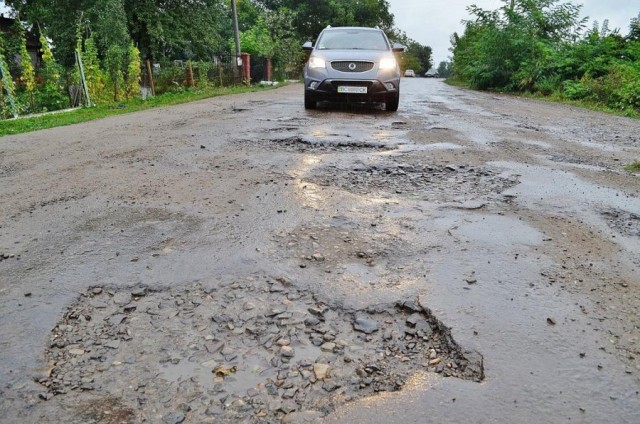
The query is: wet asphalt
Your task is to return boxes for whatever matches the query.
[1,78,639,423]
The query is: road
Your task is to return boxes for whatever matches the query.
[0,79,639,423]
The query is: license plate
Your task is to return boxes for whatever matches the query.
[338,86,367,94]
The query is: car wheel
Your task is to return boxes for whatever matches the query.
[385,93,399,112]
[304,92,317,110]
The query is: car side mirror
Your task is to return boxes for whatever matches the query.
[392,43,405,52]
[302,41,313,51]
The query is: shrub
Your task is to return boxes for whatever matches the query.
[603,63,640,111]
[562,79,592,100]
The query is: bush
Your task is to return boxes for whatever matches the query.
[602,63,640,111]
[562,79,592,100]
[534,75,562,95]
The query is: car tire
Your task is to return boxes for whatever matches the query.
[304,92,317,110]
[385,93,399,112]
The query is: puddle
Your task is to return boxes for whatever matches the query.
[495,161,640,266]
[398,142,463,152]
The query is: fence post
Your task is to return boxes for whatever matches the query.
[265,57,272,82]
[187,61,194,87]
[241,53,251,84]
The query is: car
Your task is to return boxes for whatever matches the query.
[404,69,416,77]
[424,69,439,78]
[302,26,404,111]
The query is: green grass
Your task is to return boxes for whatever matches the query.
[625,162,640,173]
[527,92,640,120]
[0,84,277,137]
[444,79,640,120]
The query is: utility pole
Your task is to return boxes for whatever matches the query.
[231,0,241,64]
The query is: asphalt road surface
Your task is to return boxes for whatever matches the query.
[1,79,639,423]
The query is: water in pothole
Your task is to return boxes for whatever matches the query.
[159,342,323,394]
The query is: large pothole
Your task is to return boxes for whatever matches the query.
[235,135,395,154]
[308,160,519,201]
[39,278,483,423]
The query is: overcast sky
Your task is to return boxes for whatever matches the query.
[388,0,640,65]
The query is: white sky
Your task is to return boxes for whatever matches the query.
[388,0,639,64]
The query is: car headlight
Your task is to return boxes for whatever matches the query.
[379,57,397,71]
[308,56,326,69]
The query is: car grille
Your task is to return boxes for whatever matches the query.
[330,61,374,73]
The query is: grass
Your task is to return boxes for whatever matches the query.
[444,79,640,120]
[625,162,640,173]
[0,84,277,137]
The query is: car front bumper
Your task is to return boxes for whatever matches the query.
[304,78,399,102]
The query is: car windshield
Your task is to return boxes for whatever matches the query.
[316,29,389,51]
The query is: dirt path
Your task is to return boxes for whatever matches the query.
[1,81,638,423]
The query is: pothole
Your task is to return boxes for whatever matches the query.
[236,135,395,153]
[39,278,483,423]
[308,160,519,201]
[547,154,612,169]
[600,208,640,237]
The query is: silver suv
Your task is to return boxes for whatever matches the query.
[303,27,404,111]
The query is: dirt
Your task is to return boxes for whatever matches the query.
[0,80,639,423]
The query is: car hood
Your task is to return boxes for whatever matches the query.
[312,49,394,63]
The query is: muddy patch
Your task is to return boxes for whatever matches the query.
[274,223,421,274]
[236,135,395,154]
[308,160,519,201]
[0,159,25,178]
[38,279,482,423]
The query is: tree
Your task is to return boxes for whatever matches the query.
[628,12,640,42]
[254,0,395,41]
[437,61,452,78]
[392,31,432,74]
[124,0,230,61]
[6,0,231,64]
[95,0,129,101]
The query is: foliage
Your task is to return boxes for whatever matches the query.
[38,32,69,111]
[390,31,432,74]
[0,38,19,118]
[437,61,453,78]
[238,15,276,58]
[1,0,409,115]
[451,0,640,114]
[80,34,107,105]
[254,0,394,42]
[125,43,141,99]
[624,161,640,173]
[17,25,37,112]
[195,61,212,89]
[399,53,421,74]
[94,0,130,101]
